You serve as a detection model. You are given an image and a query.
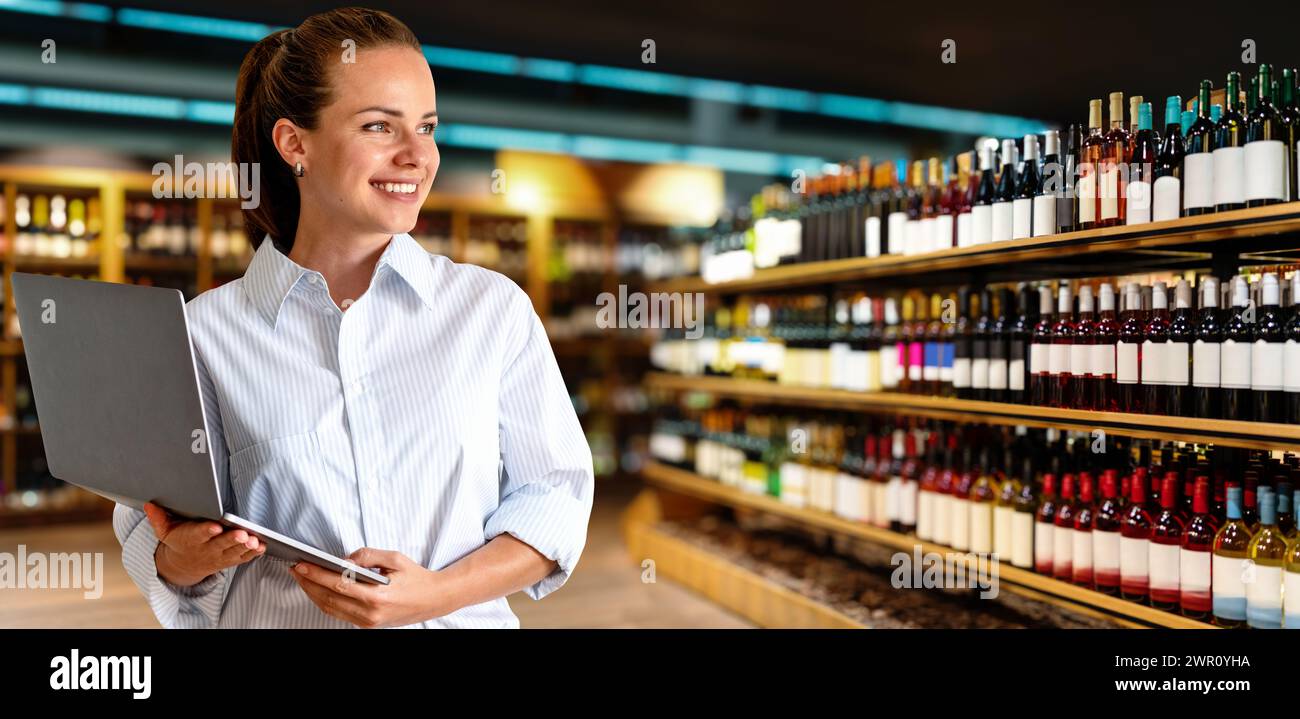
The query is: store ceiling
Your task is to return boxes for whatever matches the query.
[112,0,1300,127]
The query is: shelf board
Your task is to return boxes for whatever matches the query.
[641,460,1213,629]
[645,372,1300,452]
[123,254,197,272]
[652,201,1300,293]
[9,255,101,272]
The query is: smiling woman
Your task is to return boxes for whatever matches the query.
[111,6,596,629]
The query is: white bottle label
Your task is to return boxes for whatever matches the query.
[917,491,933,540]
[950,498,969,550]
[1092,343,1115,378]
[1034,519,1054,568]
[1029,343,1048,374]
[899,480,917,525]
[1183,153,1215,210]
[1180,548,1212,595]
[993,505,1014,558]
[1125,180,1151,225]
[971,358,989,389]
[1142,340,1166,385]
[1192,340,1221,388]
[1164,341,1190,386]
[1246,564,1283,626]
[971,205,993,245]
[865,216,882,257]
[952,356,972,388]
[956,211,972,248]
[1285,340,1300,393]
[1219,339,1252,389]
[1053,524,1073,569]
[1252,341,1284,392]
[1120,535,1149,583]
[1212,146,1246,207]
[1244,140,1286,202]
[1048,344,1070,376]
[1010,512,1034,568]
[1012,198,1033,239]
[1285,570,1300,627]
[1077,166,1097,222]
[991,201,1014,243]
[1070,343,1092,378]
[887,211,908,254]
[904,219,921,255]
[1212,554,1249,621]
[988,358,1008,390]
[1152,175,1181,222]
[918,217,935,254]
[1072,529,1093,574]
[969,503,993,554]
[1149,542,1180,591]
[1099,166,1120,220]
[933,214,954,251]
[1009,358,1026,391]
[1094,531,1120,575]
[1031,194,1057,237]
[1117,342,1140,384]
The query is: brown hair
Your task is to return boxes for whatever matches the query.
[232,7,421,250]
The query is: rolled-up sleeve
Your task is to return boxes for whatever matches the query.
[485,292,595,600]
[111,337,233,628]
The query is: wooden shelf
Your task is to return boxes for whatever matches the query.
[10,255,101,272]
[123,254,197,272]
[652,201,1300,293]
[641,460,1214,629]
[645,372,1300,452]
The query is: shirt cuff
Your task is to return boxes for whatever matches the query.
[114,504,228,628]
[483,475,593,601]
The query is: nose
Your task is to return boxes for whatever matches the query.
[394,131,437,178]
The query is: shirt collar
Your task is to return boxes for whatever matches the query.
[243,233,436,329]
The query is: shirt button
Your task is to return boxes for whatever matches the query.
[308,274,320,284]
[350,379,364,394]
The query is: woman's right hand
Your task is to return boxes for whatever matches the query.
[144,502,267,587]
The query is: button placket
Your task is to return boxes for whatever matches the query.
[336,307,380,548]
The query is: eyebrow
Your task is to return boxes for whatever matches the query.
[355,107,438,120]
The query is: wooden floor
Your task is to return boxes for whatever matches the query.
[0,479,752,629]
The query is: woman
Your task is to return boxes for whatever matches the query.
[112,7,594,628]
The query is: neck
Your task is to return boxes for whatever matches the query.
[287,213,392,309]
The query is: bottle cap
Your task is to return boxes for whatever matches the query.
[1057,283,1072,313]
[1262,272,1280,306]
[1001,139,1018,168]
[1022,134,1040,162]
[1164,95,1183,128]
[1174,278,1192,309]
[1043,129,1059,157]
[1180,110,1194,134]
[1152,281,1168,310]
[1099,282,1116,311]
[1138,102,1153,131]
[1079,284,1095,313]
[1199,276,1218,308]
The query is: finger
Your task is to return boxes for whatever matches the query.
[347,547,405,571]
[142,503,178,541]
[212,529,258,552]
[235,545,266,564]
[292,561,370,599]
[292,572,373,625]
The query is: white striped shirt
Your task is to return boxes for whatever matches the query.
[113,232,594,628]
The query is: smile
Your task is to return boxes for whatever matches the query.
[370,182,418,194]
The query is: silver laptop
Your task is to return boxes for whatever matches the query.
[12,272,389,585]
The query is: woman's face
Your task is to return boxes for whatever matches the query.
[298,45,439,238]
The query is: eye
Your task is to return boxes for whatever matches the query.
[419,123,437,135]
[363,121,389,132]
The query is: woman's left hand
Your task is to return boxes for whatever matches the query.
[289,548,457,628]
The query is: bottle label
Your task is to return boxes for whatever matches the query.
[1212,554,1249,621]
[866,350,882,392]
[1251,340,1284,392]
[940,342,955,382]
[880,344,897,388]
[1029,343,1048,374]
[956,212,972,248]
[953,357,972,388]
[887,211,908,255]
[1192,340,1221,388]
[1092,342,1115,377]
[919,217,935,254]
[993,506,1013,558]
[1180,548,1211,595]
[1053,524,1073,569]
[1070,343,1092,378]
[1048,343,1070,376]
[1183,153,1215,210]
[1031,194,1057,237]
[1148,542,1180,591]
[909,342,923,381]
[1164,341,1190,386]
[899,480,917,525]
[1285,340,1300,393]
[988,358,1008,390]
[933,214,954,251]
[971,357,989,389]
[1011,512,1034,568]
[1009,358,1025,391]
[1246,564,1283,628]
[1117,342,1140,384]
[865,216,882,257]
[1034,519,1054,568]
[923,342,939,382]
[1120,535,1149,582]
[969,503,993,554]
[1285,570,1300,628]
[916,490,933,539]
[991,201,1014,243]
[1244,140,1286,202]
[1152,176,1181,221]
[971,205,992,245]
[1099,165,1120,220]
[1126,180,1151,225]
[886,476,901,523]
[1219,339,1252,389]
[1094,531,1120,574]
[1011,198,1033,240]
[951,498,969,550]
[1212,146,1246,207]
[904,219,921,255]
[1077,165,1097,222]
[1072,529,1093,572]
[1141,340,1166,385]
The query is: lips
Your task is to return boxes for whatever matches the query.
[370,181,418,194]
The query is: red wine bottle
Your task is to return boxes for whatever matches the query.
[1053,473,1077,581]
[992,139,1017,243]
[1059,124,1082,233]
[1009,284,1035,404]
[952,287,973,399]
[1094,470,1124,595]
[1180,475,1218,619]
[1034,472,1058,575]
[1141,281,1172,414]
[1120,471,1152,602]
[1014,134,1039,240]
[1166,279,1195,416]
[1117,282,1145,413]
[1030,285,1054,406]
[1126,101,1158,225]
[988,288,1013,403]
[1285,271,1300,422]
[1149,473,1185,610]
[1252,272,1285,422]
[1221,276,1254,421]
[1153,96,1185,221]
[1073,472,1096,588]
[972,145,996,246]
[1092,283,1119,411]
[1214,71,1248,212]
[1050,284,1075,408]
[1245,64,1286,207]
[1279,68,1299,201]
[1193,276,1223,418]
[1183,80,1217,216]
[1071,285,1096,410]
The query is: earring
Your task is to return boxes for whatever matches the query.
[294,162,305,177]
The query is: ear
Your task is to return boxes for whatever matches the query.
[271,119,308,175]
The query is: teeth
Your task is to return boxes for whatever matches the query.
[371,182,416,194]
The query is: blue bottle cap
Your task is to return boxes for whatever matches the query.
[1164,96,1182,128]
[1138,102,1153,131]
[1180,110,1195,134]
[1259,489,1277,526]
[1211,104,1223,123]
[1226,485,1243,520]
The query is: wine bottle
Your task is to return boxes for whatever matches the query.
[880,297,900,391]
[1053,473,1077,581]
[1221,276,1254,421]
[1246,487,1286,629]
[1030,285,1054,406]
[1120,471,1152,602]
[1180,475,1218,619]
[865,164,884,257]
[1127,102,1159,225]
[1092,283,1119,412]
[1252,272,1285,422]
[1212,483,1251,627]
[1149,473,1184,610]
[951,446,974,549]
[1010,457,1037,569]
[994,450,1022,561]
[1013,134,1039,240]
[922,293,941,395]
[955,152,975,248]
[1153,96,1185,222]
[898,294,917,393]
[1008,283,1035,404]
[1094,470,1123,595]
[1193,276,1223,418]
[1213,71,1248,212]
[1245,64,1286,206]
[1100,92,1129,226]
[1141,281,1172,414]
[971,288,992,401]
[1285,271,1300,422]
[932,441,954,546]
[1059,124,1082,233]
[1279,68,1299,202]
[1117,282,1145,413]
[1073,472,1096,588]
[1166,279,1195,416]
[1079,100,1105,230]
[988,287,1013,403]
[1033,130,1060,237]
[1049,284,1074,408]
[903,161,924,255]
[1184,80,1217,216]
[886,162,908,255]
[972,145,997,246]
[1071,285,1096,410]
[968,449,998,554]
[933,157,955,251]
[952,287,973,399]
[991,139,1017,243]
[1035,473,1058,575]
